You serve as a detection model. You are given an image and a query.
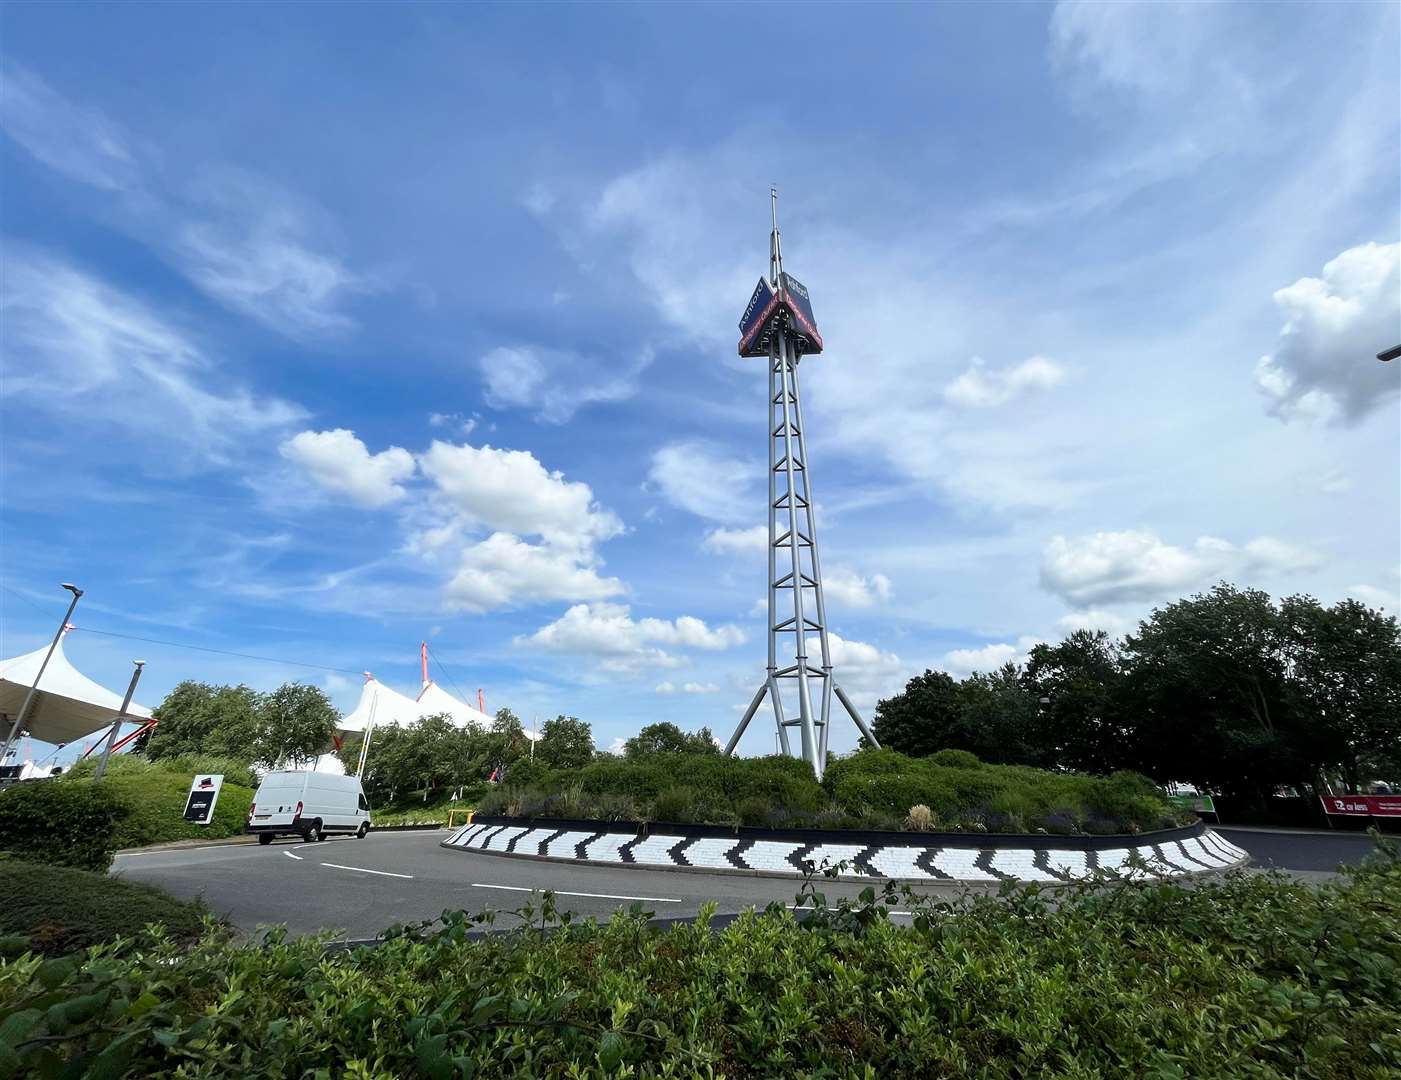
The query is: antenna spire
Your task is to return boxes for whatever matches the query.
[769,186,784,285]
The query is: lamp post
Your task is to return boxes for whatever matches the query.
[0,583,84,767]
[1377,345,1401,362]
[92,660,145,783]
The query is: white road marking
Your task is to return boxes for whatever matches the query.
[284,851,303,861]
[114,844,257,857]
[785,904,914,916]
[471,883,680,903]
[321,862,413,879]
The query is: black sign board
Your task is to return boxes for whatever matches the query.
[779,272,820,340]
[183,789,217,822]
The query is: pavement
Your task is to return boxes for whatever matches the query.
[110,826,1381,940]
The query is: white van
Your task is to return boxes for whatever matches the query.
[246,771,371,844]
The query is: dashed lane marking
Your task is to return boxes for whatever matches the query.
[470,883,680,903]
[321,862,413,879]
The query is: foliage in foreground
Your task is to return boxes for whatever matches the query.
[2,844,1398,1078]
[0,782,127,871]
[478,747,1186,834]
[57,757,255,850]
[0,859,213,958]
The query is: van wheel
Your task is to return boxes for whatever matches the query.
[303,821,322,843]
[356,821,369,839]
[258,833,273,846]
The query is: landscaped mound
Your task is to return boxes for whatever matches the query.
[475,747,1187,835]
[3,845,1397,1077]
[57,755,256,849]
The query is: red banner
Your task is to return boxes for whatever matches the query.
[1320,795,1401,818]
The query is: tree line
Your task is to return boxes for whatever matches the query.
[140,681,339,770]
[871,584,1401,807]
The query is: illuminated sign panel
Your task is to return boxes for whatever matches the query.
[738,277,779,356]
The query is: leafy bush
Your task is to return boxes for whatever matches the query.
[54,758,254,850]
[929,748,982,769]
[2,843,1398,1076]
[0,857,214,957]
[0,782,127,871]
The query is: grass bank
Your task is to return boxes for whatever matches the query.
[478,748,1188,835]
[0,857,216,957]
[2,843,1397,1076]
[59,756,255,848]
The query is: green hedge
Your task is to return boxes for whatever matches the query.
[0,858,213,957]
[56,757,255,850]
[2,844,1397,1076]
[0,782,127,871]
[478,749,1183,834]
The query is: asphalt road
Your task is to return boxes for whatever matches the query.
[112,826,1379,940]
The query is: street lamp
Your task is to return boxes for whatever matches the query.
[1378,345,1401,362]
[0,583,84,766]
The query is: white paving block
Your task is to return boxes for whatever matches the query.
[802,844,868,876]
[466,827,501,849]
[484,826,528,852]
[738,841,801,872]
[931,848,999,881]
[990,850,1058,882]
[1043,850,1090,879]
[543,831,597,859]
[682,838,741,869]
[628,835,686,865]
[867,846,934,879]
[1179,836,1228,868]
[508,828,556,854]
[582,833,632,863]
[446,824,480,846]
[1093,848,1132,873]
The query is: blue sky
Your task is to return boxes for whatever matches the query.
[2,1,1398,761]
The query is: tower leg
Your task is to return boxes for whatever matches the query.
[834,684,880,749]
[725,682,769,756]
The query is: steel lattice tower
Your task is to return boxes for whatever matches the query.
[724,192,880,779]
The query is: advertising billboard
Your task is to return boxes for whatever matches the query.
[1319,794,1401,818]
[183,773,225,825]
[738,277,778,356]
[779,272,822,349]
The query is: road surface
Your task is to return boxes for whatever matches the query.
[112,825,1379,939]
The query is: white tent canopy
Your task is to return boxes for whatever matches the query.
[337,676,494,735]
[0,636,152,747]
[416,681,493,729]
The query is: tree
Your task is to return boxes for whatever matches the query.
[955,663,1043,766]
[872,669,964,759]
[1122,584,1306,804]
[536,715,594,770]
[623,722,720,757]
[1024,630,1128,774]
[1280,595,1401,789]
[145,682,262,761]
[486,707,529,770]
[255,683,338,770]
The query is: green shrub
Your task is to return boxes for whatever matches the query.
[0,782,127,871]
[3,843,1397,1076]
[651,786,695,823]
[0,857,214,956]
[930,748,982,769]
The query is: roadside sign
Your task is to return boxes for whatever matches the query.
[1320,794,1401,818]
[1168,794,1216,814]
[183,774,224,825]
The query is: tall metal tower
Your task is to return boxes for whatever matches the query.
[723,191,880,779]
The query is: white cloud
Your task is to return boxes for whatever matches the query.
[0,69,360,340]
[418,441,622,548]
[702,525,768,555]
[279,429,415,508]
[791,632,908,713]
[521,602,745,672]
[444,533,624,614]
[1040,529,1322,606]
[1055,609,1132,637]
[823,568,893,609]
[0,67,138,191]
[655,681,720,695]
[0,252,304,462]
[942,635,1043,677]
[1254,241,1401,424]
[943,356,1067,407]
[479,344,652,423]
[429,412,478,435]
[1345,584,1399,612]
[648,441,755,523]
